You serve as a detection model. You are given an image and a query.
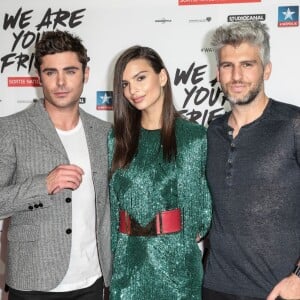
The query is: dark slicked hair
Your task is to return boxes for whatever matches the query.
[34,30,90,74]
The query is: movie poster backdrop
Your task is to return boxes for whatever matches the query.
[0,0,299,297]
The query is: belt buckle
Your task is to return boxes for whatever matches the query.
[131,217,157,236]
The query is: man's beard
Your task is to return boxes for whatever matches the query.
[222,77,263,106]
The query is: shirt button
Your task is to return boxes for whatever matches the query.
[39,203,43,208]
[66,228,72,234]
[34,204,39,208]
[28,205,33,210]
[65,197,72,203]
[226,171,232,178]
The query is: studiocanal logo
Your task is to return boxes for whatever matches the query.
[228,14,266,22]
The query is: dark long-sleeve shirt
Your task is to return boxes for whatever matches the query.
[204,99,300,298]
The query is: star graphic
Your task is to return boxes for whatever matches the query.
[282,8,295,20]
[101,93,112,104]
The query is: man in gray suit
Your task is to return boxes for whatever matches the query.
[0,31,111,299]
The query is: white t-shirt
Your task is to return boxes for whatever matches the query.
[51,118,102,292]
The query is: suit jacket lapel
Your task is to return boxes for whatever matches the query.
[27,100,68,159]
[27,101,106,176]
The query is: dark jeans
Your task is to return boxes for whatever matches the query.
[8,277,104,300]
[202,287,264,300]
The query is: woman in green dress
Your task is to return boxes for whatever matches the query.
[108,45,212,299]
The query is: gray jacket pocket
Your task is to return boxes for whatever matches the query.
[7,225,39,242]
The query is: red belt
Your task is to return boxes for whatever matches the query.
[119,208,182,236]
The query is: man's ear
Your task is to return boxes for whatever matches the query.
[263,62,272,80]
[216,68,220,82]
[84,66,90,83]
[36,70,42,85]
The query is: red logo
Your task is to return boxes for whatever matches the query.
[179,0,260,5]
[8,77,41,87]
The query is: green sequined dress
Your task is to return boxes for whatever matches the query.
[108,118,212,300]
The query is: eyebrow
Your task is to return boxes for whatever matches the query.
[122,70,148,82]
[41,66,80,73]
[220,59,258,65]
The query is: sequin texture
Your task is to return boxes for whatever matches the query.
[108,118,212,299]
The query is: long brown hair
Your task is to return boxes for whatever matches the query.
[111,45,180,174]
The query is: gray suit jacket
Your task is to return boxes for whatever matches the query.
[0,100,112,290]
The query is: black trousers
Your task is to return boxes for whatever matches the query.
[202,287,264,300]
[8,277,104,300]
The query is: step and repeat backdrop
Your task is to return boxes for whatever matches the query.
[0,0,299,297]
